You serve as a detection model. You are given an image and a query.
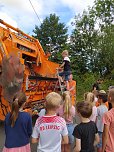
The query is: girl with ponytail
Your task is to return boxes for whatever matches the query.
[84,92,97,122]
[57,91,75,152]
[3,92,32,152]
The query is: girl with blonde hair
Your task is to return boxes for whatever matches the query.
[57,91,75,152]
[84,92,97,122]
[84,92,94,103]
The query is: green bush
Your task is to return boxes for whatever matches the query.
[73,72,113,101]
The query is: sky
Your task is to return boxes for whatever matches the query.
[0,0,95,35]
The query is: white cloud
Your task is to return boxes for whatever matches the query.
[1,0,42,15]
[0,0,43,30]
[0,0,95,34]
[60,0,94,14]
[0,12,17,27]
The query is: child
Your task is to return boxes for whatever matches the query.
[96,92,108,152]
[3,92,32,152]
[84,92,97,122]
[32,92,68,152]
[102,88,114,152]
[95,90,109,109]
[73,101,99,152]
[58,50,71,90]
[57,91,75,152]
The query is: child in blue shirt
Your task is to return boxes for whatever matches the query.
[3,92,32,152]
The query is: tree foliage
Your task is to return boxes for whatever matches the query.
[70,9,99,75]
[33,14,68,62]
[70,0,114,78]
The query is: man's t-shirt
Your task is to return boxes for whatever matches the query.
[32,115,68,152]
[73,121,98,152]
[68,80,76,105]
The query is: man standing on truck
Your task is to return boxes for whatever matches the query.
[67,74,76,106]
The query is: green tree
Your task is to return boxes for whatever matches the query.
[69,0,114,100]
[70,0,114,77]
[70,9,99,75]
[94,0,114,25]
[94,0,114,76]
[96,25,114,76]
[33,14,68,62]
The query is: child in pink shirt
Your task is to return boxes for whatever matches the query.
[57,91,75,152]
[102,88,114,152]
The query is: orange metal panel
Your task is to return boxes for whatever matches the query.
[0,19,60,120]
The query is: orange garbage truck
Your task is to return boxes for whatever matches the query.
[0,19,60,121]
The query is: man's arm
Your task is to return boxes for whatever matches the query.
[102,124,109,152]
[73,138,81,152]
[69,85,75,91]
[94,133,100,146]
[92,83,97,91]
[93,86,97,91]
[68,81,76,92]
[62,135,69,144]
[31,137,39,143]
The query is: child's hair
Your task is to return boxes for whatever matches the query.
[108,88,114,102]
[63,91,72,120]
[98,93,107,103]
[62,50,69,56]
[76,101,92,118]
[45,92,62,110]
[10,92,26,127]
[84,92,94,103]
[108,86,114,90]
